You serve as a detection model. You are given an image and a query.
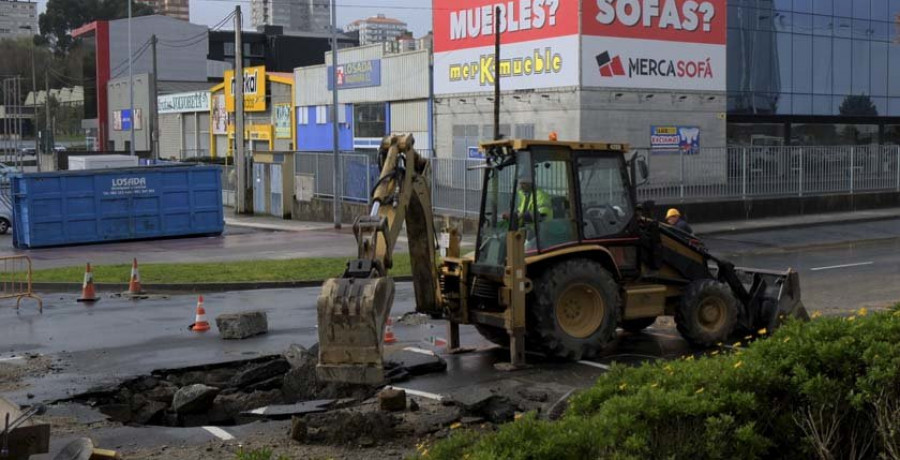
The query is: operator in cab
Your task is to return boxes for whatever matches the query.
[517,178,551,225]
[665,208,694,234]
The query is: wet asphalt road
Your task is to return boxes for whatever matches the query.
[3,218,900,456]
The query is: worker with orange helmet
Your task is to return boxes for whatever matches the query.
[665,208,694,234]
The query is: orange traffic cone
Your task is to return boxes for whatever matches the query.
[77,263,98,302]
[191,296,210,332]
[384,317,397,344]
[128,258,143,295]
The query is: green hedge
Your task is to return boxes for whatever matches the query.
[422,307,900,460]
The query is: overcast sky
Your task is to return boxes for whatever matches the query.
[33,0,434,36]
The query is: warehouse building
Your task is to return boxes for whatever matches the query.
[293,44,431,152]
[157,90,211,159]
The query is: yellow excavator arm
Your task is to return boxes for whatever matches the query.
[316,134,443,385]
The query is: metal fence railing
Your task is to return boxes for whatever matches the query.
[225,146,900,217]
[635,146,900,203]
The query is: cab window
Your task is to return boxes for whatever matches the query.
[578,155,633,239]
[527,148,577,252]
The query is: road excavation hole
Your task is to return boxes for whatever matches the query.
[65,345,377,428]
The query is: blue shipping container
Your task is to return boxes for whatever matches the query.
[12,165,224,248]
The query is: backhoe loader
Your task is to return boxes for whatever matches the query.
[316,134,808,384]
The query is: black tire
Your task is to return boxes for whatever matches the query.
[676,280,739,347]
[474,324,509,347]
[621,317,658,333]
[0,218,9,235]
[528,258,621,360]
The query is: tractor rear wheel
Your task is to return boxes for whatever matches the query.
[528,259,620,360]
[621,317,658,333]
[676,280,739,347]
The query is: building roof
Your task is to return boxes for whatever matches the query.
[25,86,84,106]
[159,80,216,94]
[349,14,406,26]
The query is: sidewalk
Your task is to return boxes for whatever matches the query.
[225,214,339,233]
[693,207,900,236]
[227,207,900,238]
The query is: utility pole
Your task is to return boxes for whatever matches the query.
[128,0,135,156]
[45,72,51,166]
[331,0,341,229]
[16,77,22,171]
[151,34,159,161]
[234,6,249,214]
[28,33,38,170]
[493,5,501,141]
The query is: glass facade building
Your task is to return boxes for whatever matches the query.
[727,0,900,145]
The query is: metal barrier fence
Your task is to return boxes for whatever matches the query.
[636,146,900,203]
[221,163,235,207]
[0,255,42,313]
[231,146,900,217]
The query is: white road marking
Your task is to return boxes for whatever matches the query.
[403,347,436,356]
[578,360,611,370]
[387,386,445,401]
[0,356,25,363]
[248,407,267,415]
[202,426,235,441]
[811,261,874,272]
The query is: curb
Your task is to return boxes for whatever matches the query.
[696,213,900,237]
[33,276,416,294]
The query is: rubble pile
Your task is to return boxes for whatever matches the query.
[69,345,374,428]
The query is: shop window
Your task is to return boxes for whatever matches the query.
[354,103,386,138]
[299,107,309,125]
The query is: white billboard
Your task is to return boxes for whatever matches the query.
[582,0,727,91]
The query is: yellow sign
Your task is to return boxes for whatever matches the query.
[227,123,273,142]
[225,66,267,112]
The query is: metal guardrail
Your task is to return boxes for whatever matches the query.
[634,146,900,203]
[246,146,900,217]
[0,255,42,313]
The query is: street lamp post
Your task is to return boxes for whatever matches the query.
[128,0,135,156]
[19,26,38,171]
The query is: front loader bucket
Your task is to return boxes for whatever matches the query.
[316,276,395,385]
[737,268,808,331]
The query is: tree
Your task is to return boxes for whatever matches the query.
[39,0,154,51]
[839,94,878,117]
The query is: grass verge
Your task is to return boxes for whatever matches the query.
[28,254,412,284]
[422,306,900,460]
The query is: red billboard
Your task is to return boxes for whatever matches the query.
[583,0,726,44]
[433,0,580,94]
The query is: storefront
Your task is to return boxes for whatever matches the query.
[209,66,295,158]
[293,44,432,153]
[157,90,210,159]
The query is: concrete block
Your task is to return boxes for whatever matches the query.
[216,311,268,340]
[378,388,407,412]
[172,384,219,414]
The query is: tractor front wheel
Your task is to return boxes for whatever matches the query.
[528,259,621,360]
[676,280,739,347]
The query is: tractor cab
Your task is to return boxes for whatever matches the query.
[475,139,640,276]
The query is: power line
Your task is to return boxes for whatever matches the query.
[158,10,235,45]
[194,0,445,10]
[112,40,152,79]
[109,38,152,75]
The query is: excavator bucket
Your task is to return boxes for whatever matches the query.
[316,276,395,385]
[735,267,809,331]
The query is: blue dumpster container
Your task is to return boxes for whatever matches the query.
[12,165,224,248]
